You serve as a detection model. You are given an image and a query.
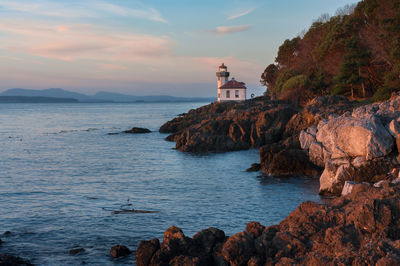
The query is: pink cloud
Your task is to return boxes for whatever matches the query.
[215,25,252,35]
[0,19,173,62]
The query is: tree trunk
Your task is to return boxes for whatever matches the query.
[351,84,354,99]
[359,67,366,98]
[362,82,366,98]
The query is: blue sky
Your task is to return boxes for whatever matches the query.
[0,0,359,96]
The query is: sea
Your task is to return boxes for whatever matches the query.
[0,102,321,265]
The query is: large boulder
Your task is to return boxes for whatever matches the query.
[301,95,400,195]
[221,231,255,266]
[316,115,393,160]
[192,227,225,254]
[136,226,226,266]
[136,239,160,266]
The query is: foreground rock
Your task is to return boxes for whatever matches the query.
[136,183,400,265]
[301,93,400,195]
[0,254,33,265]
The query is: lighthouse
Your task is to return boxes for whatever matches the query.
[216,63,247,102]
[216,63,230,101]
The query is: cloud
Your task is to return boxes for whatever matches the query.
[0,0,167,23]
[227,7,255,20]
[0,19,173,62]
[0,0,95,18]
[214,25,252,35]
[91,2,167,23]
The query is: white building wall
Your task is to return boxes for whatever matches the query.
[219,88,246,102]
[217,76,228,89]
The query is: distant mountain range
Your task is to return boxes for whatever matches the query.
[0,88,215,103]
[0,96,78,103]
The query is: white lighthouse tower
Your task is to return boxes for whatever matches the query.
[216,63,229,101]
[216,63,247,102]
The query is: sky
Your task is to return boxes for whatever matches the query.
[0,0,360,97]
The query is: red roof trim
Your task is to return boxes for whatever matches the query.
[220,80,246,89]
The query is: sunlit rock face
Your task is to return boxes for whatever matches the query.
[301,93,400,195]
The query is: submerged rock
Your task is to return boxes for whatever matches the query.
[124,127,151,134]
[110,245,131,258]
[0,254,33,266]
[246,163,261,172]
[69,247,85,255]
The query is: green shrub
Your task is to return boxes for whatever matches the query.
[330,84,345,95]
[275,69,298,93]
[281,75,310,92]
[372,87,392,102]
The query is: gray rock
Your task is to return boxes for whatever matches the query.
[309,142,324,168]
[299,127,317,150]
[374,180,388,188]
[352,157,368,168]
[316,115,393,160]
[320,159,352,195]
[388,119,400,138]
[392,177,400,185]
[341,181,359,196]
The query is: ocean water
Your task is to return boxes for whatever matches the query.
[0,102,321,265]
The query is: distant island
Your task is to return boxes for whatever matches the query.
[0,96,79,103]
[0,88,215,103]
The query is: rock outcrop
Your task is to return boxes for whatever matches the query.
[136,183,400,265]
[160,96,354,177]
[301,93,400,195]
[160,97,297,152]
[260,95,354,176]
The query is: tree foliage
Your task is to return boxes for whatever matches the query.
[260,0,400,104]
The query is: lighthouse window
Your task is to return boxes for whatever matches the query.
[226,90,230,98]
[235,90,239,98]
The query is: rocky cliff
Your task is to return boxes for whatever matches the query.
[138,95,400,265]
[136,181,400,265]
[300,93,400,195]
[160,97,297,152]
[160,95,355,177]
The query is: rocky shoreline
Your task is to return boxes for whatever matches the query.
[4,94,400,265]
[136,182,400,265]
[161,94,400,195]
[133,93,400,265]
